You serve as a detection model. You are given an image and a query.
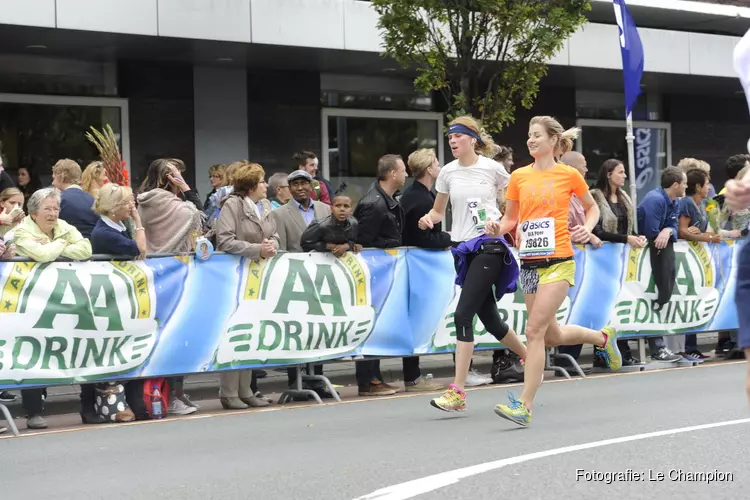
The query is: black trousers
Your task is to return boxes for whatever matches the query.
[649,238,676,306]
[452,252,510,344]
[356,360,383,388]
[21,388,47,416]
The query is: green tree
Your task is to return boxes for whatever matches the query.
[372,0,590,132]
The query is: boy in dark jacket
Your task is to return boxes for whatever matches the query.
[301,192,362,256]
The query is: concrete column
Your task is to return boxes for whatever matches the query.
[193,66,249,200]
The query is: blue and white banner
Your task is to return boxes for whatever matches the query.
[0,241,743,389]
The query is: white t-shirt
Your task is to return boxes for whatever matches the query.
[435,155,510,242]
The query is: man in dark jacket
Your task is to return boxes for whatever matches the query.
[399,149,447,393]
[52,159,99,239]
[352,154,407,396]
[354,154,405,250]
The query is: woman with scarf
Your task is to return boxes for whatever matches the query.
[137,158,204,416]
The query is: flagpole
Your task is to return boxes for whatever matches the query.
[625,112,638,233]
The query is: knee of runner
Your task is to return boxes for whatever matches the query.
[487,322,510,342]
[524,325,547,343]
[453,309,475,343]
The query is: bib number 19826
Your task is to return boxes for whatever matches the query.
[519,217,555,258]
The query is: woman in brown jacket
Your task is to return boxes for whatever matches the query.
[215,161,279,409]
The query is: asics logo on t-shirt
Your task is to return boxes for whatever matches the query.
[522,220,551,232]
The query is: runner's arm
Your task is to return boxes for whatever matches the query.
[578,192,600,233]
[489,199,518,237]
[423,193,449,225]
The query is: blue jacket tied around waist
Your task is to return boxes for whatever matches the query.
[451,235,518,301]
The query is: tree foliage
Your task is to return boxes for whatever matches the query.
[371,0,590,132]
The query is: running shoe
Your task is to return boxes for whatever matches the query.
[596,326,622,371]
[494,392,531,427]
[430,384,466,412]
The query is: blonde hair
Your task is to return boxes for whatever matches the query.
[52,159,82,185]
[449,115,496,157]
[231,161,265,195]
[225,161,245,186]
[529,116,580,157]
[209,164,228,187]
[677,157,710,176]
[81,161,107,196]
[94,183,133,216]
[0,187,23,204]
[407,148,437,179]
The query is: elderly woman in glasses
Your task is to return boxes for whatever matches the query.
[14,187,92,263]
[10,187,92,430]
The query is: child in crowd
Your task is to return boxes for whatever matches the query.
[301,192,361,256]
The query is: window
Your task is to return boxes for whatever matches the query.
[0,94,129,186]
[321,109,444,203]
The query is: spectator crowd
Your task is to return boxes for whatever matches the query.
[0,135,747,433]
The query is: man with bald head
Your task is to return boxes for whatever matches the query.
[560,152,602,248]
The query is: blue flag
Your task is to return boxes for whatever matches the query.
[613,0,644,116]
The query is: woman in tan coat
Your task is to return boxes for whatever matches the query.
[216,161,279,409]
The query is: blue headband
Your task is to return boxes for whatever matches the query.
[448,124,484,145]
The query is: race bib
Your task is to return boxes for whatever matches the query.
[468,198,499,230]
[519,217,555,257]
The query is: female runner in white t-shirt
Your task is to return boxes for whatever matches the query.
[418,115,528,412]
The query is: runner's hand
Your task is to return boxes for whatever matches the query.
[570,225,591,244]
[589,234,603,249]
[483,220,500,237]
[686,226,701,235]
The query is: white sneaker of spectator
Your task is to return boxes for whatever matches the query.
[465,369,493,387]
[176,394,200,410]
[169,397,198,415]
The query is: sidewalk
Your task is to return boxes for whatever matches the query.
[0,334,727,424]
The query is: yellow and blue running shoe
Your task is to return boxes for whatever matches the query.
[430,384,467,412]
[494,392,531,427]
[595,326,622,371]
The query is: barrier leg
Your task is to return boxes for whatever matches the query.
[554,352,586,378]
[638,338,647,364]
[303,369,342,403]
[0,403,19,437]
[278,366,323,405]
[546,348,571,379]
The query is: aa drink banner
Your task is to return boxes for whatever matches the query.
[0,241,743,389]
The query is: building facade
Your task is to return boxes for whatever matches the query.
[0,0,749,202]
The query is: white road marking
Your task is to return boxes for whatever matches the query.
[353,417,750,500]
